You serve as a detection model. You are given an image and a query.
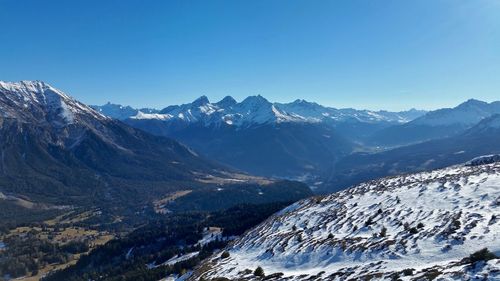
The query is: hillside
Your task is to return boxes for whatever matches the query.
[192,160,500,280]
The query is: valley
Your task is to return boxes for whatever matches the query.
[0,82,499,281]
[2,2,499,280]
[94,96,500,193]
[0,81,313,281]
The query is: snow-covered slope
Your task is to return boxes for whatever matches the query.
[0,80,107,126]
[192,161,500,280]
[93,96,426,127]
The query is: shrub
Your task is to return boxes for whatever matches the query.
[380,226,387,237]
[468,248,498,263]
[403,222,410,230]
[417,222,424,229]
[409,227,418,234]
[402,268,414,276]
[254,266,265,277]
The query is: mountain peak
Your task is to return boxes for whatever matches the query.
[0,80,106,125]
[192,95,210,106]
[292,99,308,104]
[457,98,488,108]
[216,96,237,107]
[241,95,270,105]
[1,80,51,94]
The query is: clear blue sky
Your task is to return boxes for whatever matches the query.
[1,0,499,111]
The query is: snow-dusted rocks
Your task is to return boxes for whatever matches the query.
[191,162,500,280]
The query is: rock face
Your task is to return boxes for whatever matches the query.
[192,161,500,280]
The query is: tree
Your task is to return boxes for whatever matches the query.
[254,266,265,277]
[380,226,387,237]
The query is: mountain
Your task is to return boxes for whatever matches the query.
[90,102,159,120]
[0,81,312,222]
[320,113,500,193]
[369,99,500,147]
[191,161,500,280]
[94,97,424,183]
[94,96,426,127]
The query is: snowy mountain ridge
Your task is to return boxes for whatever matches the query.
[192,161,500,280]
[0,80,107,126]
[93,95,426,128]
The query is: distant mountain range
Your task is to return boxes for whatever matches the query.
[93,96,500,193]
[92,97,427,185]
[369,99,500,146]
[325,113,500,192]
[0,81,312,224]
[92,96,425,127]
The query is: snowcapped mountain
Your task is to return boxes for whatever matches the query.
[92,96,425,182]
[0,81,311,211]
[0,80,106,126]
[90,102,159,120]
[91,97,426,182]
[370,99,500,146]
[93,95,426,127]
[191,161,500,280]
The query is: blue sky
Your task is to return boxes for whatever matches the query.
[1,0,499,111]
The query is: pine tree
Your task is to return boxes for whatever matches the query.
[254,266,265,277]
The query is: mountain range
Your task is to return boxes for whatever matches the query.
[93,97,427,185]
[0,81,312,225]
[93,96,425,127]
[369,99,500,146]
[326,113,500,192]
[93,96,500,193]
[2,81,499,280]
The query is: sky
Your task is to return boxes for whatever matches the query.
[0,0,499,111]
